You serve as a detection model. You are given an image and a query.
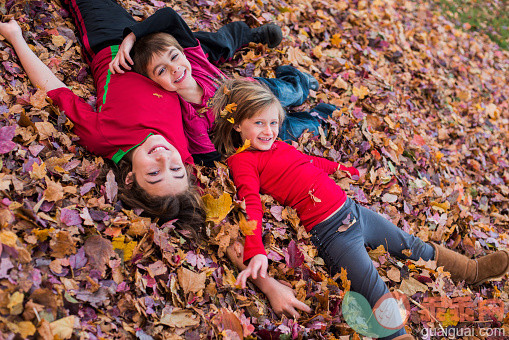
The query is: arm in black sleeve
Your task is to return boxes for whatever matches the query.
[123,7,198,48]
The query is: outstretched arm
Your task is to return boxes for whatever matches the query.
[0,20,65,92]
[227,241,312,318]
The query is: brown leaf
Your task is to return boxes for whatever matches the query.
[50,231,76,258]
[211,308,243,340]
[44,179,64,202]
[177,267,206,294]
[159,309,200,328]
[84,235,114,275]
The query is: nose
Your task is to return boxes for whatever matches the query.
[264,124,272,134]
[169,63,179,73]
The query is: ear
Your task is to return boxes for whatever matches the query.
[125,172,134,186]
[233,124,241,132]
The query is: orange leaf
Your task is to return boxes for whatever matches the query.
[235,139,251,154]
[238,214,257,236]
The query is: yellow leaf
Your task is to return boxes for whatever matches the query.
[0,230,18,247]
[312,45,323,58]
[227,117,235,124]
[220,103,237,117]
[18,321,36,338]
[33,228,54,242]
[352,85,369,99]
[51,35,66,47]
[338,267,351,292]
[238,214,257,236]
[153,93,162,98]
[8,292,24,315]
[331,33,342,47]
[30,162,47,180]
[202,193,233,224]
[50,316,75,340]
[235,139,251,154]
[112,235,137,262]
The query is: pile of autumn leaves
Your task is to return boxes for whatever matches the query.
[0,0,508,338]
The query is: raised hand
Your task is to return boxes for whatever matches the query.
[108,32,136,74]
[235,254,268,289]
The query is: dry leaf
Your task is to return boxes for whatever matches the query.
[177,267,206,294]
[202,193,233,224]
[238,214,257,236]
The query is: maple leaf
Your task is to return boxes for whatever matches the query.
[331,33,342,47]
[352,85,369,99]
[30,162,46,180]
[202,192,233,224]
[238,213,257,236]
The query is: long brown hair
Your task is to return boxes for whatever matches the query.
[211,79,285,157]
[109,159,205,241]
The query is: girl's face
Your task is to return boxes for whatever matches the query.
[234,104,280,151]
[127,134,188,196]
[147,46,193,93]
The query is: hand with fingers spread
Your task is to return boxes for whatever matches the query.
[108,32,136,74]
[263,278,312,318]
[235,254,268,289]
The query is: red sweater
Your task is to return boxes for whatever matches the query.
[227,141,356,263]
[47,46,192,165]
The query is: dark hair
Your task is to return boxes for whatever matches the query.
[109,159,206,241]
[212,78,285,156]
[132,32,183,77]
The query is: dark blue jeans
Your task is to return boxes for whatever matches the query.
[310,198,435,340]
[256,65,313,107]
[279,103,336,143]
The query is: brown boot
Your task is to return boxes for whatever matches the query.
[393,334,415,340]
[432,243,509,285]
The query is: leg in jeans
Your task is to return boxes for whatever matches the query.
[279,103,337,143]
[61,0,136,64]
[310,198,416,339]
[256,65,315,107]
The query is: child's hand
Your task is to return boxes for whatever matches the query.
[264,279,312,318]
[0,20,23,45]
[235,254,268,288]
[109,32,136,74]
[338,164,360,180]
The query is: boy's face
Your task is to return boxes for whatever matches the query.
[234,104,280,151]
[127,134,189,197]
[146,46,193,93]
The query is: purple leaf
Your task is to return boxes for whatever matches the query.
[0,258,14,279]
[60,208,82,226]
[283,240,304,268]
[105,170,118,203]
[80,182,96,195]
[69,247,88,269]
[0,125,17,154]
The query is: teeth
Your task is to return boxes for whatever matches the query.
[175,70,185,83]
[150,146,166,154]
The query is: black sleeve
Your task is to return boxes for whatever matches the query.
[123,7,198,48]
[192,151,222,167]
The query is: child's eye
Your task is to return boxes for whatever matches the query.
[255,121,263,125]
[157,67,166,76]
[148,170,159,176]
[171,54,178,61]
[270,121,279,125]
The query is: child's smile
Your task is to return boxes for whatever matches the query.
[147,46,193,92]
[234,104,280,151]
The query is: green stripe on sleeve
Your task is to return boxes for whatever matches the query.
[99,45,119,112]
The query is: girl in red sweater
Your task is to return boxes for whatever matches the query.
[212,79,509,340]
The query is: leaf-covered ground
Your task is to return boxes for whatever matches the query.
[0,0,508,339]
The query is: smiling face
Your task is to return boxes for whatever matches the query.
[234,104,281,151]
[128,134,189,197]
[146,46,193,93]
